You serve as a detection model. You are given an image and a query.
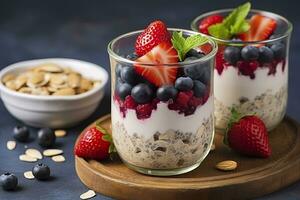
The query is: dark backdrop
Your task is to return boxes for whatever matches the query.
[0,0,299,199]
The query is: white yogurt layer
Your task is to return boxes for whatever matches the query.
[214,62,288,106]
[111,96,213,140]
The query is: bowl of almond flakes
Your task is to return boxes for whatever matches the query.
[0,58,108,128]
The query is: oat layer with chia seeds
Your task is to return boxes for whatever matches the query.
[215,86,287,131]
[112,115,214,169]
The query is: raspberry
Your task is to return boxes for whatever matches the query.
[237,61,256,79]
[188,96,203,107]
[123,96,137,109]
[176,91,193,108]
[152,98,160,110]
[215,46,225,75]
[136,103,153,119]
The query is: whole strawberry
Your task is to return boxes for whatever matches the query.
[224,109,271,158]
[135,20,171,56]
[74,123,116,160]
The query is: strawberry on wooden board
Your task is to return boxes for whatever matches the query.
[238,14,277,41]
[135,20,171,56]
[134,41,178,87]
[199,15,224,35]
[224,109,271,158]
[74,123,116,160]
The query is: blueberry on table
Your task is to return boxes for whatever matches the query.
[126,53,138,60]
[175,77,194,91]
[271,43,286,59]
[224,46,241,64]
[120,66,137,85]
[116,83,132,100]
[193,80,206,98]
[13,126,29,142]
[241,46,259,61]
[0,173,18,191]
[32,163,50,180]
[157,85,178,101]
[37,128,56,148]
[115,64,122,78]
[131,83,153,104]
[258,46,274,63]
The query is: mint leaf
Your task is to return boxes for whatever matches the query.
[171,31,208,61]
[208,2,251,39]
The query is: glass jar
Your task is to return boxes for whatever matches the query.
[107,29,217,176]
[191,10,293,131]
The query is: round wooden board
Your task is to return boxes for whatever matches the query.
[75,115,300,200]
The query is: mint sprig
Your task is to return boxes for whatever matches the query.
[208,2,251,40]
[171,31,208,61]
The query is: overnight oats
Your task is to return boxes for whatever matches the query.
[191,2,292,131]
[107,21,217,176]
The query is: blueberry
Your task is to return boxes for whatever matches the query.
[126,53,138,60]
[193,80,206,98]
[115,64,122,78]
[241,46,259,61]
[0,173,18,190]
[32,163,50,180]
[198,67,211,84]
[13,126,29,142]
[186,49,205,58]
[175,77,194,91]
[37,128,56,148]
[258,46,274,63]
[271,43,286,59]
[224,46,241,64]
[156,85,178,101]
[120,66,137,85]
[184,57,203,79]
[131,83,153,104]
[116,83,132,100]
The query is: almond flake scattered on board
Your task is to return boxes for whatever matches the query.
[7,141,16,150]
[43,149,63,157]
[19,154,38,162]
[80,190,96,200]
[25,148,43,159]
[55,130,67,137]
[52,155,65,163]
[216,160,237,171]
[24,171,35,180]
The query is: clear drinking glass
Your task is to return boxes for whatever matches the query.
[107,29,217,176]
[191,10,293,131]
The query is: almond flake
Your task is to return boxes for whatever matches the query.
[80,190,96,200]
[43,149,63,157]
[52,155,65,162]
[19,154,38,162]
[210,143,216,151]
[24,171,35,179]
[55,130,67,137]
[7,141,16,150]
[216,160,237,171]
[25,148,43,159]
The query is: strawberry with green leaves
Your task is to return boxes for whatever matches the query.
[74,123,116,160]
[224,109,271,158]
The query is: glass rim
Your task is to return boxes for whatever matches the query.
[190,8,293,44]
[107,28,218,67]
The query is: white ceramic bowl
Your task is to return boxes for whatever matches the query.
[0,58,108,128]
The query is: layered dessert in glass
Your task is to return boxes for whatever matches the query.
[191,2,292,131]
[107,21,217,176]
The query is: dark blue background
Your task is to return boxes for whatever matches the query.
[0,0,299,199]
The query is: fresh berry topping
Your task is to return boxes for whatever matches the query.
[126,53,138,60]
[271,43,286,60]
[135,20,171,56]
[188,96,203,107]
[238,14,277,41]
[215,45,226,75]
[32,163,50,180]
[241,46,259,61]
[156,85,178,101]
[123,95,137,109]
[258,46,274,63]
[115,64,122,78]
[131,83,153,104]
[224,46,241,64]
[175,77,194,91]
[0,173,18,191]
[116,83,132,100]
[134,42,178,87]
[199,15,224,35]
[120,66,138,85]
[225,109,271,158]
[74,125,115,160]
[193,80,206,98]
[183,57,209,82]
[237,60,259,79]
[186,49,205,58]
[175,90,194,109]
[37,128,56,148]
[136,103,153,119]
[13,126,30,142]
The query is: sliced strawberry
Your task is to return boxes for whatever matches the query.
[238,14,277,41]
[134,42,178,87]
[135,20,171,56]
[199,15,224,35]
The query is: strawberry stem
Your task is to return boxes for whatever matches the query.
[95,122,117,158]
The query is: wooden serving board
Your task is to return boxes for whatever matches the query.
[75,115,300,200]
